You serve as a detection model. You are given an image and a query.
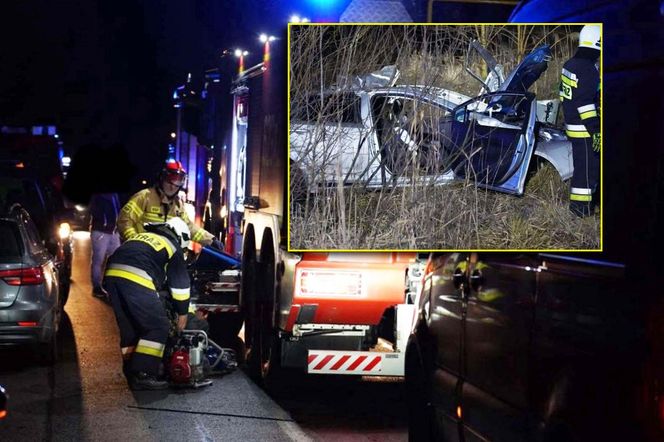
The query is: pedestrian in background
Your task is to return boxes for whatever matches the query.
[89,192,121,298]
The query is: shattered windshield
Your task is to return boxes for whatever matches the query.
[459,92,533,127]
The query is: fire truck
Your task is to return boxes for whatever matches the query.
[190,34,424,384]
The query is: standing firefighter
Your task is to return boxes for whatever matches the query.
[117,159,223,248]
[103,218,191,390]
[560,24,601,217]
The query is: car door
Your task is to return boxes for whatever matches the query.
[449,44,551,195]
[531,254,639,440]
[448,91,537,195]
[422,252,468,437]
[367,87,537,195]
[461,253,540,442]
[367,90,455,187]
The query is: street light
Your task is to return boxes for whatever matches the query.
[234,48,248,74]
[259,34,276,66]
[259,33,276,43]
[289,14,310,22]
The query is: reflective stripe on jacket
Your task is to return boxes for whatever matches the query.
[560,51,600,138]
[117,186,214,246]
[105,231,191,315]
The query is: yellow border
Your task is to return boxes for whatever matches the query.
[286,23,603,253]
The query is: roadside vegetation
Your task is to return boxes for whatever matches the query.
[289,25,600,250]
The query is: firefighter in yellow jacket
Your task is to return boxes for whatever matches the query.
[104,218,191,390]
[118,159,223,249]
[560,25,601,217]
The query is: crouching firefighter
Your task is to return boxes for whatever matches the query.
[560,24,601,217]
[103,217,192,390]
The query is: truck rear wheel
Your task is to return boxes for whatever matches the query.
[246,230,282,386]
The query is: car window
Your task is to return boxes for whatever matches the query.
[21,214,45,253]
[40,182,65,216]
[0,220,22,262]
[0,177,46,218]
[292,92,361,124]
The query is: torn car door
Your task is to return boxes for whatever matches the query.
[448,91,538,195]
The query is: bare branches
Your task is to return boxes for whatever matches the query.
[289,25,597,250]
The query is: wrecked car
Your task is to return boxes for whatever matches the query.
[290,41,573,196]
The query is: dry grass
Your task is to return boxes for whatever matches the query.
[291,163,599,250]
[289,25,600,250]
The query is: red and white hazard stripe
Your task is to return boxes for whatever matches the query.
[194,304,240,314]
[307,351,383,374]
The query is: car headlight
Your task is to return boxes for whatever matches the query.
[58,222,72,239]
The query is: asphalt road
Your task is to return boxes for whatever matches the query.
[0,232,408,441]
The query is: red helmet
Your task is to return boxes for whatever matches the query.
[161,159,187,187]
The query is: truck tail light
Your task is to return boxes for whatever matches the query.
[297,270,363,297]
[0,267,44,286]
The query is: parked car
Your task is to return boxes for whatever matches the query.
[0,205,62,364]
[290,42,572,197]
[405,252,662,441]
[64,200,90,232]
[0,164,72,305]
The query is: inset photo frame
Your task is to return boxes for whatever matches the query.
[288,23,602,252]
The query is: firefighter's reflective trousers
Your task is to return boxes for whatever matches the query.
[104,277,170,376]
[570,137,600,216]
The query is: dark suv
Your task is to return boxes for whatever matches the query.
[406,252,662,441]
[0,166,72,305]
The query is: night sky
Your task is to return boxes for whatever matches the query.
[0,0,298,202]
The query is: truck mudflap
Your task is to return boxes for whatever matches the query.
[307,350,405,376]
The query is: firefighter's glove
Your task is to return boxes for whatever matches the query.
[592,133,601,152]
[177,314,188,332]
[210,238,224,251]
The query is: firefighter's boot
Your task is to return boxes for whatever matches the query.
[570,200,594,218]
[129,371,168,390]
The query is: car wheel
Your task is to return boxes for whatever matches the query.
[36,318,59,366]
[59,277,71,307]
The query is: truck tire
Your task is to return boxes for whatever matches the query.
[246,230,283,386]
[242,228,258,366]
